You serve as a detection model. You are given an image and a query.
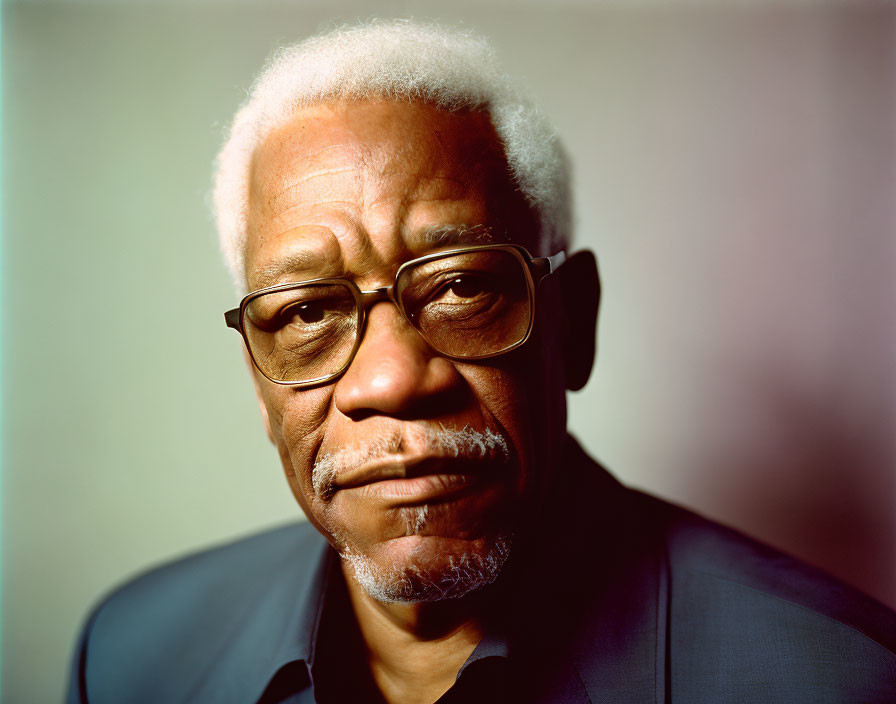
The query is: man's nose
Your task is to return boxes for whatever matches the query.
[333,303,464,418]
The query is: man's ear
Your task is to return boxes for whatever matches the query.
[243,349,275,444]
[555,250,600,391]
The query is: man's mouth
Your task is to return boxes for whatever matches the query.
[311,425,513,502]
[333,456,498,505]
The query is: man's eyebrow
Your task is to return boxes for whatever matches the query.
[252,250,331,290]
[418,224,497,247]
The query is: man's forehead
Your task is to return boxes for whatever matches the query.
[244,99,537,288]
[250,102,506,204]
[256,143,477,226]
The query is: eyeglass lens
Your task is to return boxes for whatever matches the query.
[242,249,532,384]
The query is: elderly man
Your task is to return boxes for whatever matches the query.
[68,21,895,704]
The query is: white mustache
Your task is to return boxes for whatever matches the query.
[311,425,511,498]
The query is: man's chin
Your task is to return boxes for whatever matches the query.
[340,534,513,604]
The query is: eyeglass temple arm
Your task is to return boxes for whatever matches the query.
[530,251,567,284]
[224,308,240,330]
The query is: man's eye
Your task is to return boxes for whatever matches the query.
[441,275,490,300]
[279,299,348,328]
[292,301,327,324]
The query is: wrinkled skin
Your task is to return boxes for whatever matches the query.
[244,99,573,595]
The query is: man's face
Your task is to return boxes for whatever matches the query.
[244,99,566,600]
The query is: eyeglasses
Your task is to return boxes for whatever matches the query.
[224,244,566,387]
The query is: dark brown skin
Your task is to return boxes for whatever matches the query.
[244,99,589,704]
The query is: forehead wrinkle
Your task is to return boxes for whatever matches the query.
[269,166,358,213]
[355,138,477,205]
[272,198,364,225]
[362,174,475,212]
[263,142,371,214]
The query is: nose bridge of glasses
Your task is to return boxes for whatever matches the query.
[354,284,428,355]
[357,285,397,311]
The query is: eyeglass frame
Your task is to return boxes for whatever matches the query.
[224,243,567,388]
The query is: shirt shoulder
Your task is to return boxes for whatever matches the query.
[67,521,327,704]
[638,492,896,700]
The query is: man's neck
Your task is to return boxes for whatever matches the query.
[341,562,491,704]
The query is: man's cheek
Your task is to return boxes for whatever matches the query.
[472,367,533,437]
[282,422,325,494]
[273,387,331,455]
[259,387,331,502]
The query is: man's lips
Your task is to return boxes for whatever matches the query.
[332,456,500,504]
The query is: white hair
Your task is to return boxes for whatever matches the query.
[212,19,572,292]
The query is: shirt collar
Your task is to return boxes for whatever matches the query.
[464,630,510,664]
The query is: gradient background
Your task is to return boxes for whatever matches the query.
[4,1,895,701]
